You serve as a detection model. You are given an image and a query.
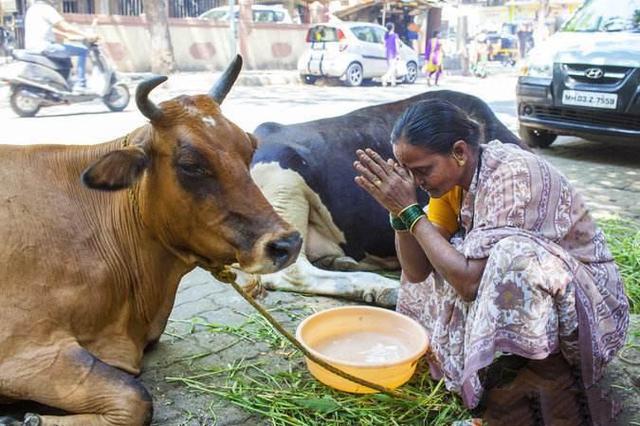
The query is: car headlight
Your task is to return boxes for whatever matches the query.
[520,49,553,78]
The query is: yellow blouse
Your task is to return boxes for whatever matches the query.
[425,186,463,235]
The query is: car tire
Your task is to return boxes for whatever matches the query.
[519,126,557,148]
[404,61,418,84]
[10,86,41,117]
[345,62,363,87]
[301,75,317,85]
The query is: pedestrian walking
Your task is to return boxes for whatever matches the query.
[424,30,444,86]
[382,22,400,87]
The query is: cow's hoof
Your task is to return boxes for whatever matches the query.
[376,287,398,308]
[22,414,41,426]
[0,415,23,426]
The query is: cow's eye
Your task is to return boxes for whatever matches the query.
[178,162,210,176]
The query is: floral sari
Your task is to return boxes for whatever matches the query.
[397,140,629,408]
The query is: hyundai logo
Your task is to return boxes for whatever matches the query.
[585,68,604,79]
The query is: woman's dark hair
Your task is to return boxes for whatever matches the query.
[432,30,440,38]
[390,100,484,154]
[385,22,395,33]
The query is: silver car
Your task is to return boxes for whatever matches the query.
[297,21,419,87]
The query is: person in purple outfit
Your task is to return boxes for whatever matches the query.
[382,22,400,87]
[425,30,444,86]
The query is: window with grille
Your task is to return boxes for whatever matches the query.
[63,0,95,13]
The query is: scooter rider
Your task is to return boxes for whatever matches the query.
[25,0,97,93]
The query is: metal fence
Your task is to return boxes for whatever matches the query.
[118,0,144,16]
[170,0,221,18]
[116,0,223,17]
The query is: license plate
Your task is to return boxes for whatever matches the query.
[562,90,617,109]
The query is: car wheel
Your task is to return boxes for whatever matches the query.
[10,86,41,117]
[301,75,317,85]
[345,62,363,87]
[404,61,418,84]
[519,126,557,148]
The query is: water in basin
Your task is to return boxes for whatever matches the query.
[314,331,411,364]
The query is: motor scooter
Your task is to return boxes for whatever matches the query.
[0,40,130,117]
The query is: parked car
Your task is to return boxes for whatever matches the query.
[297,21,419,87]
[517,0,640,148]
[198,4,293,24]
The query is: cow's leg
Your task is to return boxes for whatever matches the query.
[252,163,399,306]
[0,414,22,426]
[264,257,399,306]
[315,252,400,272]
[3,343,151,426]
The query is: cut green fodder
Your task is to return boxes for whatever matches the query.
[167,304,468,425]
[168,358,468,426]
[599,218,640,314]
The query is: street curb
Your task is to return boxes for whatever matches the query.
[235,72,301,86]
[120,70,303,87]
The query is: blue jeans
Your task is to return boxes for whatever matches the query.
[44,43,88,86]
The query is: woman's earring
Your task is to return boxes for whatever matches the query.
[458,160,465,166]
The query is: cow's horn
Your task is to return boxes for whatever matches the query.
[136,76,167,121]
[209,55,243,104]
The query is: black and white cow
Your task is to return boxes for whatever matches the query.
[250,90,527,306]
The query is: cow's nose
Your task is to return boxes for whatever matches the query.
[266,232,302,269]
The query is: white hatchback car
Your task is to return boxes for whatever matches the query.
[198,5,293,23]
[297,21,419,86]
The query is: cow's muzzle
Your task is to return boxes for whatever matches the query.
[266,232,302,270]
[241,230,302,274]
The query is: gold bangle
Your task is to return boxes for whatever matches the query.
[397,203,419,217]
[409,215,426,234]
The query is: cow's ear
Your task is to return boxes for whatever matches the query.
[82,146,149,191]
[247,133,259,151]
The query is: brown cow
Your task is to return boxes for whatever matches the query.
[0,56,301,425]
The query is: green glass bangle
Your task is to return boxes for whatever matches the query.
[398,204,425,229]
[409,215,425,233]
[389,213,408,232]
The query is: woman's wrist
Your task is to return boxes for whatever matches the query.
[389,213,409,233]
[409,215,426,234]
[396,203,426,232]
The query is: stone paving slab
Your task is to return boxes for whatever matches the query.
[535,139,640,224]
[142,268,350,426]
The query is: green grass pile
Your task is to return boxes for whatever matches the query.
[599,218,640,314]
[167,308,468,425]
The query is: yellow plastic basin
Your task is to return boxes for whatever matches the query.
[295,306,429,393]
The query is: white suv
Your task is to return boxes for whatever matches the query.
[297,21,419,87]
